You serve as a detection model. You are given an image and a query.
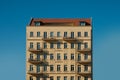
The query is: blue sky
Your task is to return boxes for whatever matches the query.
[0,0,120,80]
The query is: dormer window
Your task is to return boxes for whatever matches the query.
[34,21,41,26]
[80,21,86,26]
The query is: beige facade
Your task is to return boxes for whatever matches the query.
[26,18,92,80]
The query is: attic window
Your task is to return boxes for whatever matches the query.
[34,21,41,26]
[80,21,86,26]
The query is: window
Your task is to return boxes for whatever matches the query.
[50,32,54,37]
[44,43,47,49]
[35,21,41,26]
[84,65,88,71]
[37,42,40,50]
[36,77,40,80]
[84,32,88,37]
[80,22,86,26]
[44,65,47,71]
[57,53,61,60]
[29,65,33,71]
[71,43,74,49]
[30,54,33,60]
[71,65,74,71]
[64,32,67,37]
[71,32,74,38]
[50,54,54,60]
[78,65,81,72]
[78,76,81,80]
[44,32,47,38]
[57,76,60,80]
[30,32,33,37]
[37,54,40,61]
[78,32,81,37]
[57,42,61,49]
[50,65,54,71]
[64,43,67,49]
[64,76,67,80]
[78,42,81,50]
[50,43,54,49]
[43,54,47,60]
[64,65,67,71]
[70,76,74,80]
[37,65,40,72]
[84,76,88,80]
[29,76,33,80]
[64,53,67,60]
[78,54,81,61]
[37,32,40,37]
[30,42,33,49]
[50,76,54,80]
[84,43,88,48]
[57,65,61,71]
[43,78,47,80]
[71,54,74,60]
[84,53,88,60]
[57,32,60,37]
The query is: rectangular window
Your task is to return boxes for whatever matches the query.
[37,54,40,61]
[30,54,33,60]
[71,54,74,60]
[30,42,33,49]
[84,43,88,48]
[50,76,54,80]
[30,32,33,37]
[57,53,61,60]
[57,65,61,71]
[71,65,74,71]
[80,22,86,26]
[57,76,60,80]
[50,32,54,37]
[44,32,47,38]
[30,76,33,80]
[37,42,40,50]
[36,77,40,80]
[57,42,61,49]
[57,32,60,37]
[84,32,88,37]
[64,53,67,60]
[36,65,40,72]
[84,76,88,80]
[64,65,67,71]
[30,65,33,71]
[37,32,40,37]
[64,32,67,37]
[71,32,74,38]
[78,76,81,80]
[43,43,47,49]
[50,65,54,71]
[71,43,74,49]
[78,32,81,37]
[84,65,88,71]
[50,54,54,60]
[64,76,67,80]
[35,21,41,26]
[78,54,81,61]
[64,43,67,49]
[50,43,54,49]
[44,65,47,71]
[78,65,81,72]
[70,76,74,80]
[84,53,88,60]
[78,42,81,50]
[43,54,47,60]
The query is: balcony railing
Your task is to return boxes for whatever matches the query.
[27,71,48,77]
[77,48,91,52]
[42,37,58,41]
[77,71,91,75]
[28,48,43,53]
[77,59,91,64]
[28,58,48,64]
[63,37,77,41]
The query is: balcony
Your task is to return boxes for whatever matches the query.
[63,37,77,42]
[28,58,48,64]
[77,71,91,76]
[77,48,91,52]
[77,60,91,64]
[28,48,43,53]
[42,37,58,41]
[27,71,48,77]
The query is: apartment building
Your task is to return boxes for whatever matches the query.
[26,18,92,80]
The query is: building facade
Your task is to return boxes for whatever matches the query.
[26,18,92,80]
